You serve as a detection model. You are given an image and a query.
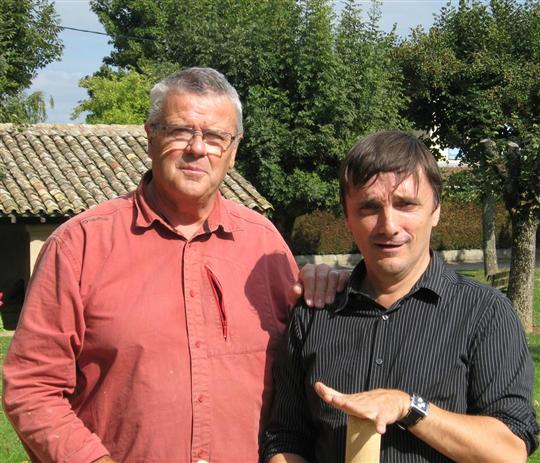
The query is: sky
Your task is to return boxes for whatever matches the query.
[30,0,451,124]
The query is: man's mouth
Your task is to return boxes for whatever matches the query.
[180,164,206,175]
[374,242,404,251]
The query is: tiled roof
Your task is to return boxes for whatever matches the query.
[0,124,272,219]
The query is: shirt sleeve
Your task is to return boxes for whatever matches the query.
[260,306,315,462]
[468,292,539,455]
[2,236,110,463]
[263,233,300,330]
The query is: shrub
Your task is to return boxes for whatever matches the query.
[432,200,512,250]
[289,210,356,255]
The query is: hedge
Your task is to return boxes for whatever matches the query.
[288,200,517,255]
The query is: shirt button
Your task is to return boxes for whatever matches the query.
[382,314,389,321]
[198,395,204,403]
[375,358,383,365]
[196,460,208,463]
[189,289,195,297]
[195,341,201,348]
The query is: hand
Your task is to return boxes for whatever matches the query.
[314,382,410,434]
[288,264,350,308]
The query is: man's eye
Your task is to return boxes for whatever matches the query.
[169,128,193,139]
[358,204,378,214]
[203,131,227,145]
[397,202,417,210]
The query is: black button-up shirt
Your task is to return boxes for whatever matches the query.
[261,254,539,462]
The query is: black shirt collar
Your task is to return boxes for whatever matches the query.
[333,251,451,313]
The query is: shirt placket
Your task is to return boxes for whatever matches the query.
[367,310,391,389]
[183,240,211,462]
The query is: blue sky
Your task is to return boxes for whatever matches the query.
[30,0,450,124]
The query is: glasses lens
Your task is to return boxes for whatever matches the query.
[203,131,230,149]
[168,127,193,142]
[157,125,232,156]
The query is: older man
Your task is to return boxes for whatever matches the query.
[3,67,343,463]
[262,131,538,463]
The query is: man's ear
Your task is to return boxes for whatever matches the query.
[228,136,242,170]
[343,210,351,233]
[432,203,441,227]
[144,123,153,143]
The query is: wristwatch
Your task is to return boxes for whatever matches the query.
[397,394,429,430]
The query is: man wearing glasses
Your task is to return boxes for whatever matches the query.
[3,68,344,463]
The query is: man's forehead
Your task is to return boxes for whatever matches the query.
[351,170,428,200]
[165,89,232,106]
[161,91,237,124]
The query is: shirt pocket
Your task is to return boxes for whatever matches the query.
[205,264,228,341]
[203,261,277,355]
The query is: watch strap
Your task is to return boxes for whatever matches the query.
[397,394,429,430]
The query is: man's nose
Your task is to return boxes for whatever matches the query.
[377,208,399,236]
[187,132,207,157]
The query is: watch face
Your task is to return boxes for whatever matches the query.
[412,394,429,415]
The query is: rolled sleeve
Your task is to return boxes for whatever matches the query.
[468,294,539,454]
[2,237,109,463]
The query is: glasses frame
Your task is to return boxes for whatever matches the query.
[149,123,240,157]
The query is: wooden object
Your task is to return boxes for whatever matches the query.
[345,416,381,463]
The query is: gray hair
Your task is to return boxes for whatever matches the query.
[147,67,243,133]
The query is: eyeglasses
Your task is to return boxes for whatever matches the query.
[150,123,240,157]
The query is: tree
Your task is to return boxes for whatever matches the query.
[85,0,409,238]
[397,0,540,331]
[0,91,48,124]
[72,67,153,124]
[0,0,63,123]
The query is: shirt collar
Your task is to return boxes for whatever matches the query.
[134,170,235,236]
[333,251,449,313]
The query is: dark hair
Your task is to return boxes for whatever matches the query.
[339,130,442,216]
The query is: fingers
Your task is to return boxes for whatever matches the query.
[375,420,388,435]
[314,384,408,435]
[336,269,351,293]
[297,264,322,307]
[296,265,351,308]
[287,282,304,306]
[323,270,340,306]
[314,382,344,405]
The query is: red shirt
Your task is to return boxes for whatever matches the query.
[3,175,298,463]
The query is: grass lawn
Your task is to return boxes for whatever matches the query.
[0,270,538,461]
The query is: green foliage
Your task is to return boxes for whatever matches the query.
[442,168,483,203]
[86,0,409,237]
[397,0,540,223]
[0,0,63,123]
[0,90,48,124]
[432,200,512,250]
[290,210,356,255]
[73,67,153,124]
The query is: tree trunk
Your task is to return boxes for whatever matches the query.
[507,215,538,333]
[482,192,499,276]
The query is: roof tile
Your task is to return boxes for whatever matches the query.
[0,124,272,218]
